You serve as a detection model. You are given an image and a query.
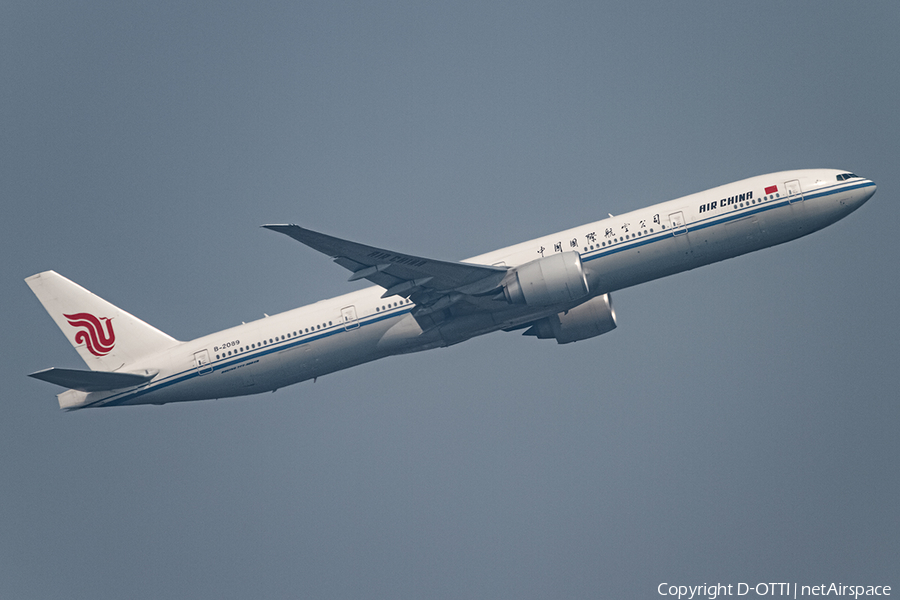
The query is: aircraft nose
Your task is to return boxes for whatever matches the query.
[863,178,877,201]
[844,176,876,212]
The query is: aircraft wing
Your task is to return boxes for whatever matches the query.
[263,224,508,306]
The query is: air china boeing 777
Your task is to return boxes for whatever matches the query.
[27,169,875,410]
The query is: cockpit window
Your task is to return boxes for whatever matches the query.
[836,173,858,181]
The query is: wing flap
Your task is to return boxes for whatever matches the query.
[29,367,157,392]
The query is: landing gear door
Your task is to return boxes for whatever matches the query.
[786,179,804,203]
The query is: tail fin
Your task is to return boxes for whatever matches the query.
[25,271,179,371]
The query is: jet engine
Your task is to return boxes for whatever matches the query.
[503,251,590,306]
[523,294,617,344]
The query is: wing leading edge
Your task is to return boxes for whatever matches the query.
[263,224,508,310]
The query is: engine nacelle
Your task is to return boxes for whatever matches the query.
[503,251,590,306]
[523,294,617,344]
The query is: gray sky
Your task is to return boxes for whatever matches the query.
[2,2,898,598]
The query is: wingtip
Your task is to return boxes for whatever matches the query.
[262,224,303,236]
[261,223,294,230]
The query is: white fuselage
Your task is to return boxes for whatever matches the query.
[59,169,875,409]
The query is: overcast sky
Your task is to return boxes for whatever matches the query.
[2,2,898,598]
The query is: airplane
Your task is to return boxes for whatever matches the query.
[26,168,876,410]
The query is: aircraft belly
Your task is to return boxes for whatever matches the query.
[276,317,395,385]
[591,210,784,293]
[591,235,699,293]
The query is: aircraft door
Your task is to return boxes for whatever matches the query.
[669,211,687,235]
[341,305,360,330]
[785,179,804,203]
[193,349,213,375]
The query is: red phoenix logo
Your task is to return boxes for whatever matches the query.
[65,313,116,356]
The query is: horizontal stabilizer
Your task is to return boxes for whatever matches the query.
[28,367,157,392]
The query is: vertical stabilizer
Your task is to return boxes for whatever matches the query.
[25,271,179,371]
